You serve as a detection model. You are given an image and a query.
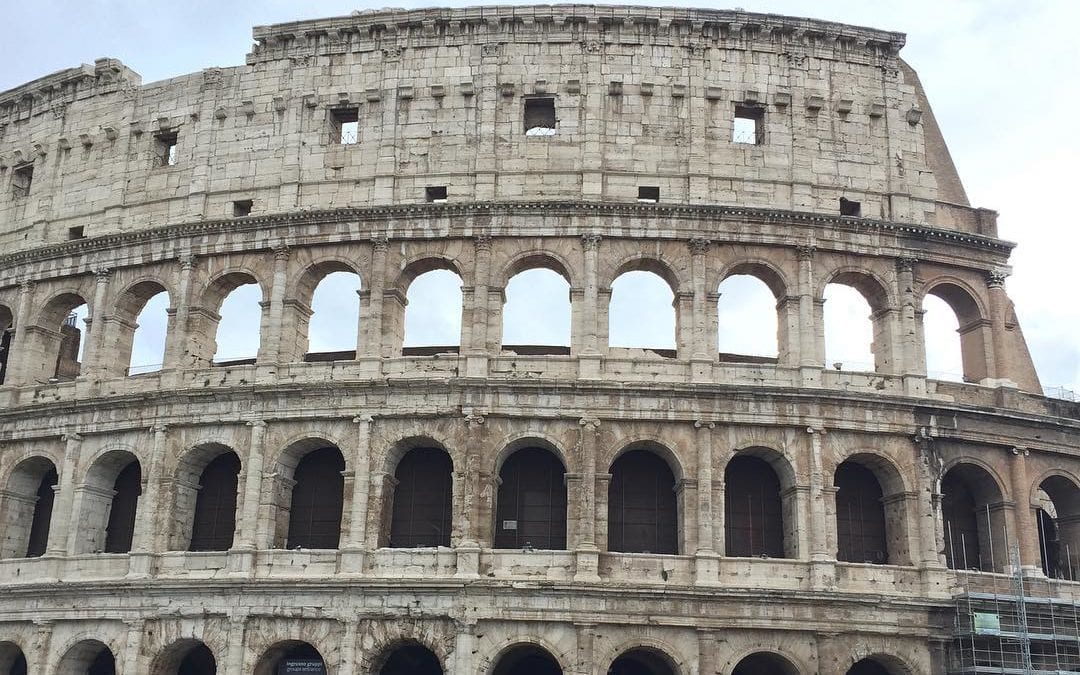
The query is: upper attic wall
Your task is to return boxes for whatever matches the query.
[0,6,996,255]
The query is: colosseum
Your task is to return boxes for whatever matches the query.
[0,4,1077,674]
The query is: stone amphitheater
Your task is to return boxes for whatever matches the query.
[0,5,1078,674]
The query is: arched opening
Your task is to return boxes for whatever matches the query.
[922,294,964,382]
[847,657,895,675]
[55,640,116,675]
[0,456,57,558]
[285,446,345,549]
[403,268,463,354]
[608,648,677,675]
[377,642,443,675]
[834,461,888,564]
[924,282,988,383]
[493,644,562,675]
[253,641,325,675]
[731,652,799,675]
[113,281,169,376]
[494,447,567,550]
[213,281,261,365]
[1036,475,1080,580]
[608,449,678,554]
[151,640,217,675]
[32,293,90,383]
[388,447,453,548]
[306,270,362,360]
[725,454,786,558]
[608,270,676,355]
[941,463,1006,572]
[188,452,241,551]
[823,282,876,372]
[0,641,27,675]
[176,644,215,675]
[717,273,779,361]
[104,459,142,553]
[0,304,14,385]
[501,267,571,355]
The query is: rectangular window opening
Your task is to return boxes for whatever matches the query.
[839,197,862,217]
[331,107,359,145]
[524,97,556,136]
[425,186,448,203]
[67,226,85,240]
[233,199,253,217]
[733,105,765,145]
[12,164,33,199]
[154,131,178,167]
[638,186,660,203]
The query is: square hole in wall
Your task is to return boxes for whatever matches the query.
[154,131,178,167]
[426,186,448,203]
[733,105,765,145]
[638,186,660,203]
[11,163,33,199]
[233,199,253,217]
[839,197,862,217]
[524,97,556,136]
[330,107,359,145]
[67,226,85,240]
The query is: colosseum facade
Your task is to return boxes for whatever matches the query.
[0,5,1077,675]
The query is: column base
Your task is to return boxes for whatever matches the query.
[126,552,154,579]
[809,557,837,591]
[902,373,927,397]
[455,545,481,578]
[226,548,257,577]
[799,366,822,388]
[690,358,714,383]
[578,354,602,380]
[574,547,601,582]
[337,548,366,575]
[694,550,720,584]
[464,353,489,379]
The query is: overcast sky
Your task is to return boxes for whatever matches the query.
[5,1,1077,394]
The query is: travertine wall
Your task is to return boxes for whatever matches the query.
[0,5,1075,675]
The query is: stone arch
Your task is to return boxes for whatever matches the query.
[724,446,794,559]
[395,255,466,291]
[109,278,171,377]
[0,639,27,675]
[608,441,683,554]
[607,258,682,354]
[728,649,802,675]
[384,441,455,548]
[370,639,445,675]
[292,256,364,302]
[397,257,465,352]
[603,638,687,675]
[380,434,458,477]
[54,638,117,675]
[357,620,456,675]
[170,442,242,552]
[149,638,218,675]
[607,256,683,293]
[940,460,1008,572]
[268,439,346,550]
[73,447,142,554]
[294,258,364,361]
[493,434,570,476]
[0,454,58,558]
[821,267,894,311]
[488,640,566,675]
[28,289,90,383]
[922,278,991,383]
[501,260,572,352]
[832,451,912,566]
[717,258,789,299]
[498,250,574,288]
[189,269,264,367]
[716,260,787,361]
[1033,471,1080,579]
[494,444,568,550]
[845,653,913,675]
[252,640,327,675]
[821,267,895,373]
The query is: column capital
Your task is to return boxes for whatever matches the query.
[796,244,816,261]
[62,431,83,443]
[353,414,375,425]
[246,419,267,429]
[150,424,168,435]
[687,238,710,255]
[896,256,918,273]
[581,233,602,251]
[19,279,35,295]
[179,253,197,270]
[371,236,389,252]
[986,269,1009,288]
[474,234,493,252]
[579,416,601,430]
[463,410,486,428]
[93,267,111,283]
[694,420,715,430]
[273,245,290,261]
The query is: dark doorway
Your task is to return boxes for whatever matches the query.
[379,643,443,675]
[493,645,562,675]
[941,471,983,571]
[608,450,678,554]
[390,447,453,547]
[189,452,241,551]
[725,455,784,557]
[104,460,141,553]
[834,461,888,564]
[178,644,216,675]
[608,649,675,675]
[26,467,57,557]
[10,653,27,675]
[495,448,567,550]
[1037,507,1062,578]
[274,643,325,675]
[732,652,798,675]
[286,447,345,549]
[87,648,116,675]
[848,658,893,675]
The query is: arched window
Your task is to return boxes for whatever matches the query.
[493,644,562,675]
[725,455,785,558]
[286,447,345,549]
[153,640,217,675]
[0,457,57,559]
[1036,476,1080,580]
[389,447,453,548]
[494,447,567,550]
[608,271,676,354]
[732,652,799,675]
[56,640,115,675]
[26,466,57,558]
[922,294,964,381]
[177,644,216,675]
[378,642,443,675]
[941,464,1005,572]
[403,269,463,352]
[834,461,888,564]
[717,274,779,360]
[213,282,261,364]
[0,304,14,385]
[847,658,895,675]
[0,640,27,675]
[608,449,678,554]
[823,282,875,372]
[502,267,571,353]
[126,289,169,375]
[924,283,989,383]
[307,270,362,359]
[254,642,325,675]
[189,452,240,551]
[104,460,142,553]
[608,648,677,675]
